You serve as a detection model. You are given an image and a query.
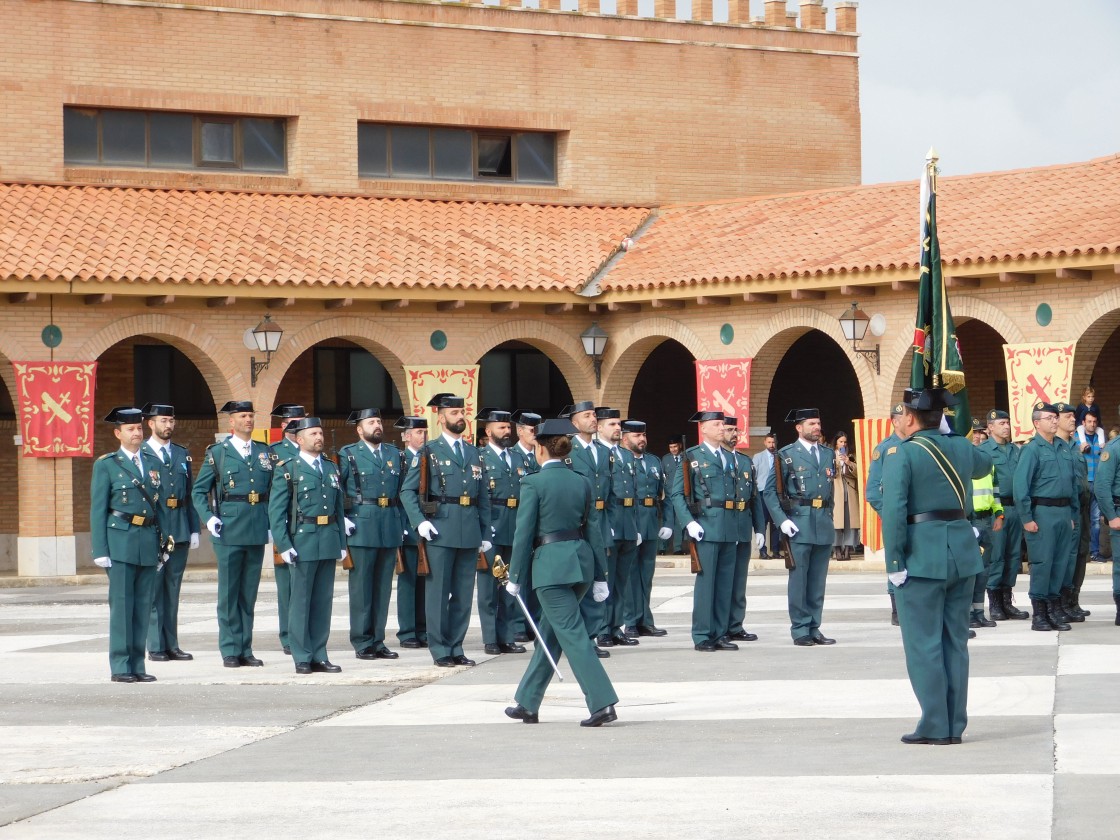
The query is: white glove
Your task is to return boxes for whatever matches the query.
[592,581,610,602]
[658,526,673,541]
[417,521,439,540]
[506,582,521,597]
[189,533,200,550]
[281,548,298,565]
[403,529,409,538]
[686,521,705,541]
[635,533,643,546]
[206,516,222,538]
[780,520,799,537]
[888,570,908,588]
[339,550,348,562]
[93,556,111,569]
[754,533,765,551]
[267,530,273,544]
[480,540,493,554]
[972,526,981,539]
[345,517,357,537]
[611,528,616,539]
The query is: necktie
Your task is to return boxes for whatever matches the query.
[589,442,598,466]
[160,448,171,468]
[453,440,463,464]
[675,455,681,464]
[133,455,142,474]
[502,450,511,471]
[638,457,647,475]
[811,445,819,466]
[371,447,383,469]
[314,458,323,475]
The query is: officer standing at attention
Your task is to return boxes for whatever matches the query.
[1054,402,1092,622]
[978,410,1029,622]
[509,410,542,641]
[400,394,492,667]
[1013,402,1080,631]
[880,388,992,745]
[671,410,739,652]
[1091,410,1120,625]
[597,406,640,649]
[762,408,838,647]
[661,435,686,554]
[339,408,405,661]
[621,420,673,638]
[268,416,347,674]
[504,418,618,727]
[395,416,429,649]
[477,407,527,656]
[142,403,200,663]
[191,400,272,668]
[269,404,307,655]
[92,407,169,682]
[722,416,766,643]
[865,400,908,626]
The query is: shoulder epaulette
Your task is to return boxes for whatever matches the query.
[97,452,113,461]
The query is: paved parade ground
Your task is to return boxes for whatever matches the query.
[1,565,1118,839]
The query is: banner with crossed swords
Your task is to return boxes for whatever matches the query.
[11,362,98,457]
[1002,343,1076,442]
[695,358,753,449]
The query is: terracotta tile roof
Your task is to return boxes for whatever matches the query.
[600,154,1120,291]
[0,184,650,293]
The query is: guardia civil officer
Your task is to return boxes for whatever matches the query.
[1054,402,1091,621]
[191,400,272,667]
[509,409,543,641]
[722,416,766,642]
[476,408,528,655]
[92,407,169,682]
[395,416,429,649]
[504,418,618,727]
[761,408,838,646]
[338,408,406,660]
[596,406,640,648]
[1091,416,1120,625]
[978,410,1030,621]
[621,420,673,637]
[142,403,199,662]
[400,394,492,667]
[1012,402,1079,631]
[660,435,686,554]
[880,388,992,745]
[269,404,307,655]
[865,399,908,625]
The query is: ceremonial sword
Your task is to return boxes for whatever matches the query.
[491,555,563,682]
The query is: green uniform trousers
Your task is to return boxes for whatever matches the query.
[148,542,189,654]
[692,540,735,645]
[971,516,994,605]
[605,539,637,633]
[788,542,832,640]
[624,538,659,628]
[274,561,291,649]
[424,545,476,661]
[1064,487,1091,591]
[895,575,973,740]
[1025,506,1073,600]
[108,561,157,676]
[987,506,1023,590]
[728,541,752,635]
[215,544,265,658]
[477,544,517,646]
[395,545,427,644]
[514,582,619,715]
[1111,529,1120,595]
[348,546,397,652]
[289,558,337,664]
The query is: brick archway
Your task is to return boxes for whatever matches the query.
[599,318,710,413]
[1069,287,1120,394]
[460,319,594,400]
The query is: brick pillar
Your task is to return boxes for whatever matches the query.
[616,0,639,14]
[785,11,798,25]
[17,457,76,576]
[539,0,563,9]
[800,0,825,28]
[834,0,857,31]
[693,0,713,20]
[763,0,786,25]
[653,0,675,18]
[726,0,750,23]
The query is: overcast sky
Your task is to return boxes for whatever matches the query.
[858,0,1120,184]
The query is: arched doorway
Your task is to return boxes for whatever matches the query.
[1087,320,1120,433]
[477,341,573,419]
[627,339,697,453]
[766,330,864,447]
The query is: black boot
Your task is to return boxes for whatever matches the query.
[1114,593,1120,626]
[1030,598,1052,631]
[889,592,899,626]
[1046,597,1072,631]
[1060,587,1085,622]
[1003,586,1029,620]
[987,588,1007,621]
[972,607,996,628]
[1073,587,1090,617]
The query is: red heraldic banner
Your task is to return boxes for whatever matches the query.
[12,362,98,457]
[403,365,481,444]
[1003,342,1076,442]
[695,359,752,448]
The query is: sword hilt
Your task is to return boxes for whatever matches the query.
[492,554,509,582]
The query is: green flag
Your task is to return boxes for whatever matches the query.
[910,151,971,436]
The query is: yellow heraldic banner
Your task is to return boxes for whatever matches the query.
[1003,343,1076,442]
[404,365,481,444]
[853,418,893,552]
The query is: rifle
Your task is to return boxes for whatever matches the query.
[342,450,361,571]
[771,448,796,571]
[477,548,490,572]
[395,547,405,575]
[680,455,702,574]
[416,447,434,576]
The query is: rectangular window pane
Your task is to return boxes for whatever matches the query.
[315,349,341,414]
[515,132,557,184]
[149,112,194,168]
[350,351,384,409]
[390,125,431,178]
[515,352,551,406]
[200,121,235,164]
[101,110,147,166]
[241,117,286,172]
[358,123,389,177]
[432,128,472,180]
[134,345,173,406]
[477,134,513,179]
[479,352,514,408]
[63,108,99,164]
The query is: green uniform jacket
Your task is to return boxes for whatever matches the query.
[515,443,540,475]
[338,441,406,549]
[90,449,169,565]
[1093,438,1120,520]
[1013,433,1080,522]
[568,436,612,553]
[865,432,901,514]
[400,436,492,549]
[761,442,836,545]
[730,450,766,541]
[191,437,273,546]
[632,453,672,540]
[978,436,1020,504]
[880,430,991,578]
[604,443,640,541]
[1064,437,1090,495]
[145,441,199,542]
[268,455,347,559]
[399,448,422,546]
[508,462,607,587]
[670,443,737,543]
[482,444,526,545]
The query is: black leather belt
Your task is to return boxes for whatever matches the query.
[433,495,477,506]
[974,512,993,519]
[1033,497,1071,507]
[490,497,518,508]
[348,497,397,507]
[225,492,269,504]
[999,496,1015,504]
[793,498,826,508]
[907,509,967,524]
[297,514,338,525]
[110,509,155,527]
[537,528,583,546]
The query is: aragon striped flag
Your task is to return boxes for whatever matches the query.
[910,148,971,436]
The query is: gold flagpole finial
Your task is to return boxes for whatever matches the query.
[926,146,939,164]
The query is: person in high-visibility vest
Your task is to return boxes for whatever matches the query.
[970,454,1004,630]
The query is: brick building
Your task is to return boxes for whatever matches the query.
[1,0,1118,577]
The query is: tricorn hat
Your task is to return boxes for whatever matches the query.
[784,408,820,423]
[103,406,144,425]
[141,403,175,418]
[426,393,464,409]
[284,417,323,434]
[394,416,427,430]
[347,408,381,424]
[536,418,577,438]
[219,400,254,414]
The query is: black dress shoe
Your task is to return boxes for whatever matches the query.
[968,629,977,639]
[111,673,138,683]
[513,632,533,643]
[133,673,157,682]
[418,639,429,648]
[148,651,170,662]
[167,648,193,661]
[282,646,291,656]
[950,737,963,744]
[694,640,719,652]
[793,636,815,647]
[400,638,423,649]
[637,625,668,637]
[295,662,312,674]
[612,634,639,647]
[223,656,241,668]
[311,660,341,673]
[594,646,610,658]
[239,655,264,667]
[715,637,739,651]
[484,644,503,655]
[453,655,476,666]
[728,630,758,642]
[810,632,836,645]
[499,643,527,654]
[580,705,618,727]
[901,732,953,745]
[624,626,639,638]
[504,704,539,724]
[596,634,616,647]
[374,646,400,659]
[434,656,456,667]
[355,647,379,660]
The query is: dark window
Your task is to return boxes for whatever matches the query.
[516,132,557,184]
[63,107,287,173]
[134,345,213,418]
[432,128,473,180]
[390,125,431,178]
[314,348,402,418]
[357,123,389,177]
[477,134,513,179]
[478,343,572,418]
